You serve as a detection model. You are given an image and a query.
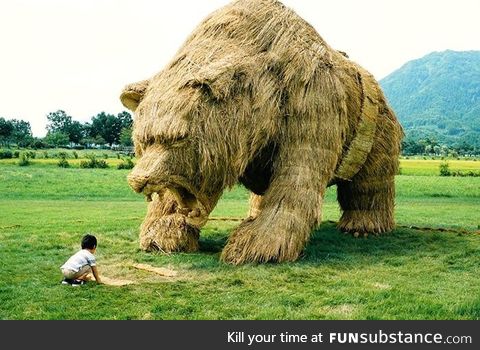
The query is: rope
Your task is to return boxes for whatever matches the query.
[208,218,479,235]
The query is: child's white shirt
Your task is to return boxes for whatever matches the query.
[61,249,96,272]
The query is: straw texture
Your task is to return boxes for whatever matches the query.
[120,0,403,264]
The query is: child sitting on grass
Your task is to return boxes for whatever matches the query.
[60,234,102,286]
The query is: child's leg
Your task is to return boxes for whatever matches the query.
[61,269,76,280]
[74,265,93,281]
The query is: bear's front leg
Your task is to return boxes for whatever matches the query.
[247,193,263,219]
[139,192,200,253]
[221,147,338,264]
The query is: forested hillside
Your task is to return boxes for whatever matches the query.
[381,50,480,153]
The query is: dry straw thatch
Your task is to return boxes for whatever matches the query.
[120,0,403,264]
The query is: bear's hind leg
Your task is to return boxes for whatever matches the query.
[337,175,395,236]
[338,103,401,237]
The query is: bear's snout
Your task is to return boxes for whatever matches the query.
[127,172,150,193]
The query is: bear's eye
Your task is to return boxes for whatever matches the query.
[158,134,188,147]
[144,136,155,147]
[143,134,188,148]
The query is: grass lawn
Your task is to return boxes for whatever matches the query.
[0,161,479,320]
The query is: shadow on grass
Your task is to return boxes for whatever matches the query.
[302,222,476,264]
[199,233,228,253]
[198,221,478,267]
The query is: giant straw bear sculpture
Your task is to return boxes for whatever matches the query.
[120,0,403,264]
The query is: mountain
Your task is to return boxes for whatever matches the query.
[380,50,480,149]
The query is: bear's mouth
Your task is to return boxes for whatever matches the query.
[141,179,208,227]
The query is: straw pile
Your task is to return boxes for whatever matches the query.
[120,0,403,264]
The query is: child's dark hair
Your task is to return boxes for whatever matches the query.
[81,234,97,249]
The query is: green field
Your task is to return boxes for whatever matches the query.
[399,158,479,176]
[0,159,479,320]
[2,150,478,174]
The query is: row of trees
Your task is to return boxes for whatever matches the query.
[2,111,479,156]
[0,110,133,149]
[45,110,133,147]
[0,118,32,146]
[402,137,479,157]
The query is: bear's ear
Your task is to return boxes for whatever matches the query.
[184,59,240,101]
[185,76,231,101]
[120,79,150,111]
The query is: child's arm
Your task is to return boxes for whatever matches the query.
[91,266,102,284]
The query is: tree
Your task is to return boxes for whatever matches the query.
[68,121,84,144]
[79,136,96,148]
[44,132,69,148]
[401,138,424,155]
[46,110,73,135]
[30,137,48,149]
[80,135,106,148]
[90,112,132,146]
[0,118,32,146]
[46,110,86,144]
[90,112,117,146]
[10,119,33,145]
[440,145,449,157]
[93,135,106,146]
[0,118,14,145]
[119,127,133,146]
[117,111,133,129]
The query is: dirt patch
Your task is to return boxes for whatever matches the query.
[102,276,135,286]
[96,259,193,287]
[132,263,177,277]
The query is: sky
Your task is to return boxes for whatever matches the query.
[1,0,479,137]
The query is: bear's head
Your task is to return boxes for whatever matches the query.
[121,50,283,226]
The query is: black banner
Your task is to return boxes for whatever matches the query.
[1,321,477,349]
